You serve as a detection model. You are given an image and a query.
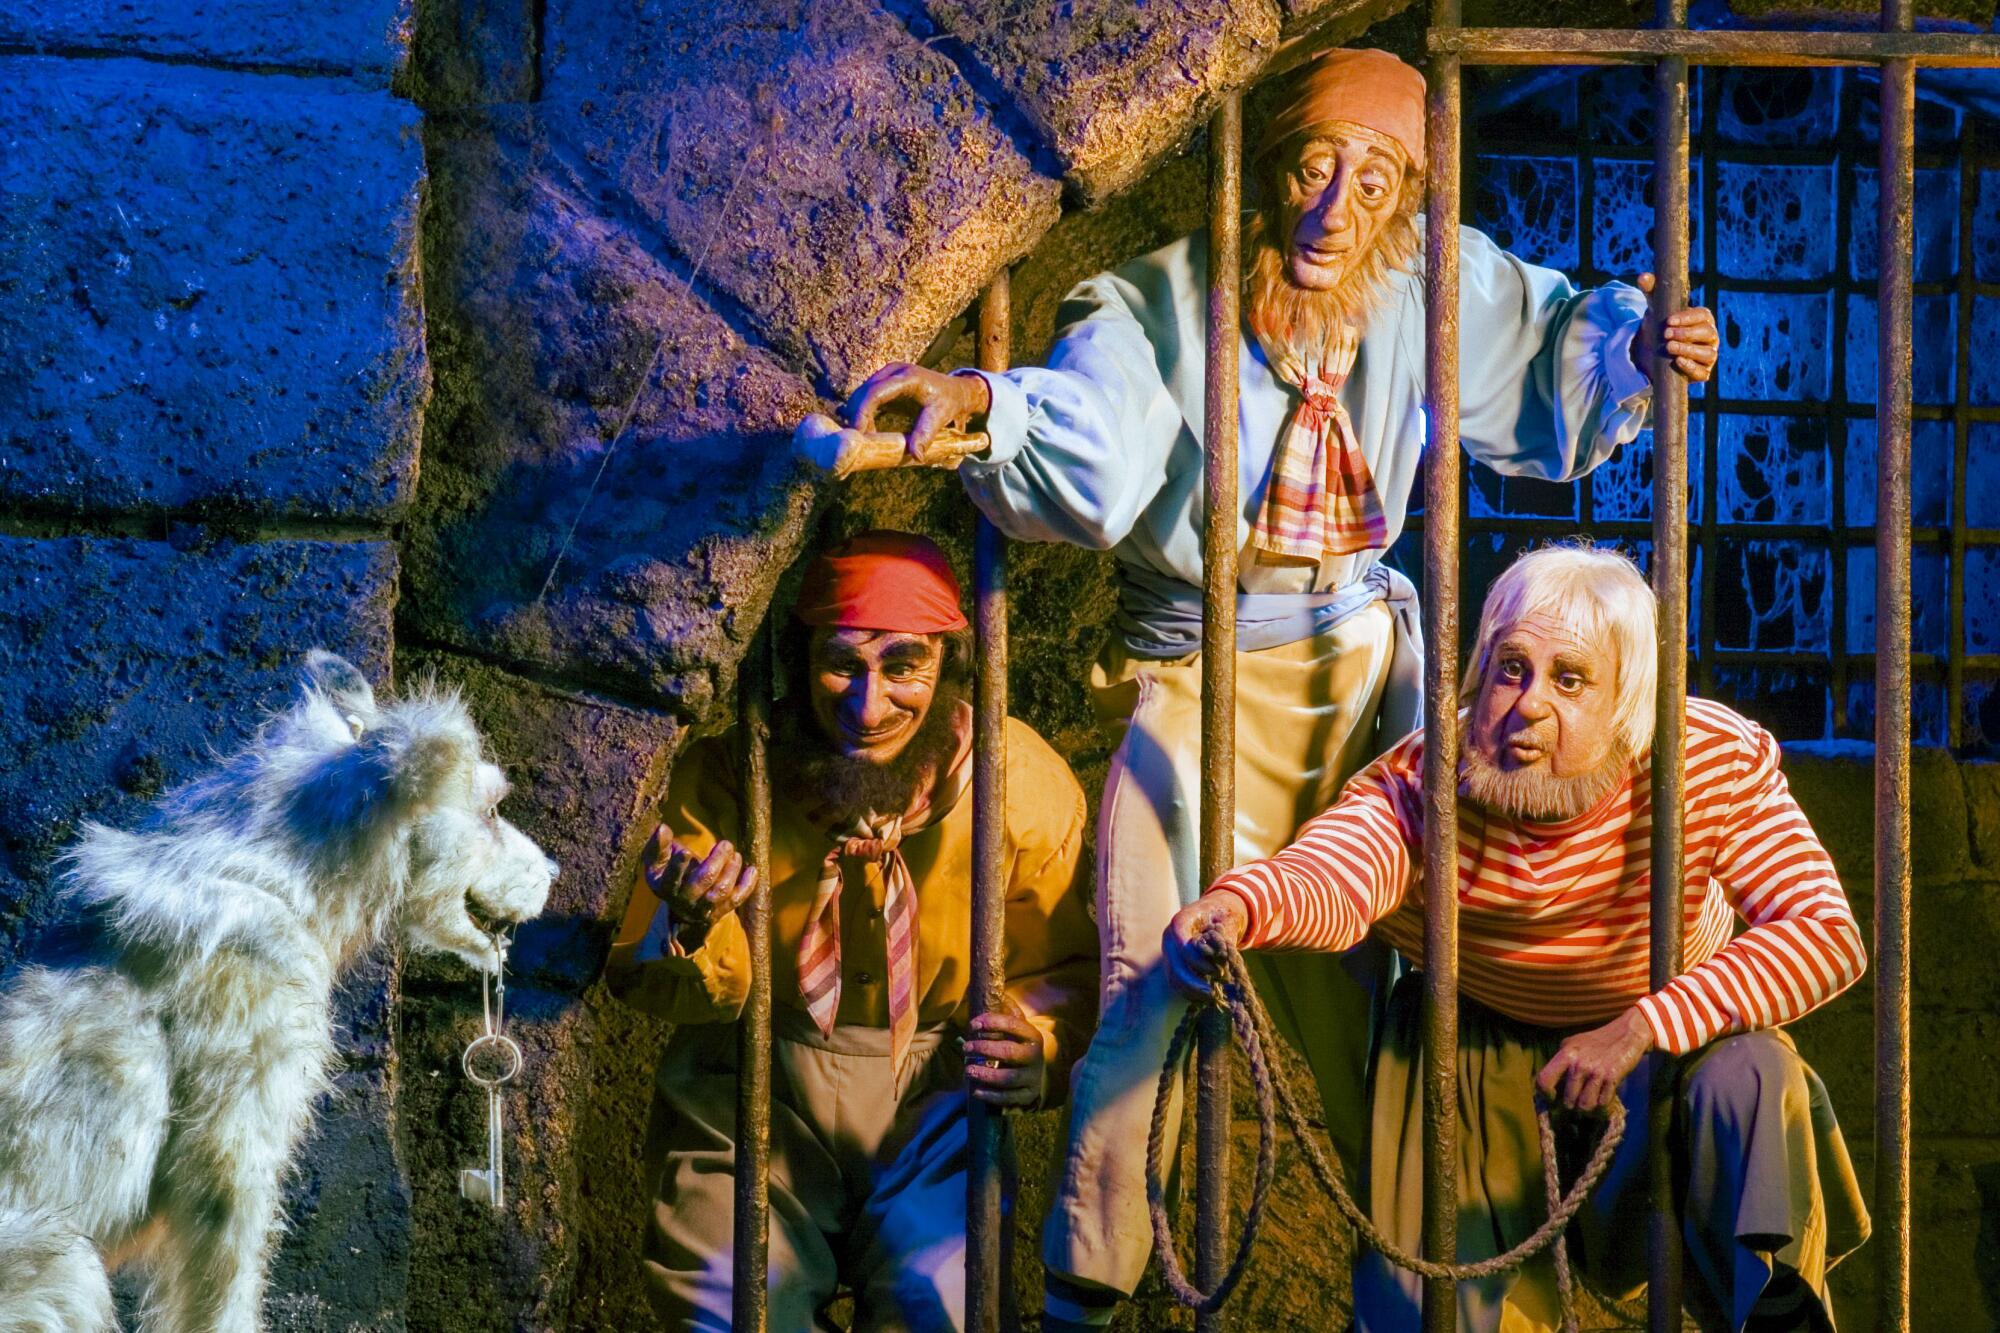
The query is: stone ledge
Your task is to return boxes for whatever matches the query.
[0,0,414,82]
[539,0,1062,393]
[1,58,426,523]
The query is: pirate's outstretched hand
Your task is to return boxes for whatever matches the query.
[642,825,758,951]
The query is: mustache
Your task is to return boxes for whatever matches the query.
[1504,724,1553,748]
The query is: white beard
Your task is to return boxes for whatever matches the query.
[1458,740,1634,824]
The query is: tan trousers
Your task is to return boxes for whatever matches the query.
[642,1008,971,1332]
[1040,603,1403,1300]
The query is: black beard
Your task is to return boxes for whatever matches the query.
[775,686,967,827]
[1458,741,1634,824]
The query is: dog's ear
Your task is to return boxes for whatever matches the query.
[302,651,376,730]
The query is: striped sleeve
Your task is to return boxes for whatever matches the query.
[1634,720,1868,1054]
[1210,739,1420,952]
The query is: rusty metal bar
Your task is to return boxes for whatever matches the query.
[1646,13,1692,1328]
[1434,27,2000,67]
[967,272,1012,1333]
[1422,8,1463,1328]
[732,621,774,1332]
[1195,89,1243,1333]
[1875,3,1915,1327]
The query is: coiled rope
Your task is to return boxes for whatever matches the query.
[1146,942,1626,1333]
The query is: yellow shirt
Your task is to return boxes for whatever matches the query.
[608,715,1099,1096]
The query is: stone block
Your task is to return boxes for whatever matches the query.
[266,1066,411,1332]
[558,986,674,1327]
[539,0,1062,392]
[0,59,425,521]
[408,115,819,712]
[1781,742,1970,887]
[0,533,396,972]
[1793,997,2000,1141]
[398,648,681,995]
[919,0,1279,207]
[0,0,412,81]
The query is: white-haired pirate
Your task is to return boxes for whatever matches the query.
[1167,545,1869,1332]
[838,46,1721,1329]
[606,531,1098,1333]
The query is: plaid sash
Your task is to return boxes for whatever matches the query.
[797,739,974,1078]
[1248,321,1389,563]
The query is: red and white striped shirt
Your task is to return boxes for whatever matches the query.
[1213,697,1866,1055]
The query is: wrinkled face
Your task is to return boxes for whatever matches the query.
[402,760,557,973]
[807,627,943,765]
[1468,612,1622,781]
[1275,123,1408,291]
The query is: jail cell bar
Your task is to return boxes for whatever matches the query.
[1195,89,1244,1333]
[734,624,774,1332]
[967,272,1013,1333]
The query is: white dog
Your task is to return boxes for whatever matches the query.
[0,652,556,1332]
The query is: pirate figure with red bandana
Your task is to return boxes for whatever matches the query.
[827,47,1721,1330]
[607,531,1098,1332]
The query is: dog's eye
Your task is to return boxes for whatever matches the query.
[485,805,500,823]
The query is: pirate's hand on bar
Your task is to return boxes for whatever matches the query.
[1162,891,1250,999]
[1630,273,1720,383]
[963,1001,1048,1109]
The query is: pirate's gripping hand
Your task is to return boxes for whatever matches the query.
[641,825,758,952]
[1631,273,1720,384]
[1163,891,1250,1000]
[963,996,1048,1110]
[841,362,993,465]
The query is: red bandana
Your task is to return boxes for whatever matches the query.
[794,531,968,634]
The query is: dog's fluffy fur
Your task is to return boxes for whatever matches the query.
[0,653,556,1332]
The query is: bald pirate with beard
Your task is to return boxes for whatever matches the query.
[837,49,1719,1327]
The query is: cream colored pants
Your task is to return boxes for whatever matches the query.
[1040,603,1403,1301]
[642,1009,970,1332]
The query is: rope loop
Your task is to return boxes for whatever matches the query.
[1147,943,1626,1333]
